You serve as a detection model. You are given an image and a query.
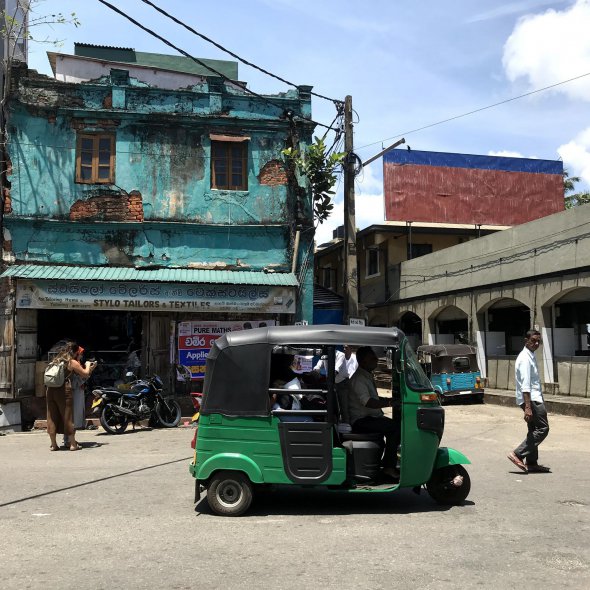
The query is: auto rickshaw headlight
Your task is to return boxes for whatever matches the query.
[420,393,438,402]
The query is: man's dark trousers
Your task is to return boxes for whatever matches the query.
[514,401,549,464]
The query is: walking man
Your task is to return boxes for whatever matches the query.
[507,330,551,473]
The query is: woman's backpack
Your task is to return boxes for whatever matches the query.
[44,360,66,388]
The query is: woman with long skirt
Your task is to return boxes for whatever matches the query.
[46,341,97,451]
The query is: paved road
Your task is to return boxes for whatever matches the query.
[1,404,589,590]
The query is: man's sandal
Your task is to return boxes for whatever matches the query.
[507,452,527,472]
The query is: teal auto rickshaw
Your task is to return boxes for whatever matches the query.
[189,325,471,516]
[417,344,484,403]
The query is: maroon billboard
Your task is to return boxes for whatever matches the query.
[383,150,564,226]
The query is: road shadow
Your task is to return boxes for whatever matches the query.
[441,397,484,407]
[195,486,475,517]
[0,456,192,508]
[76,441,107,450]
[94,426,154,436]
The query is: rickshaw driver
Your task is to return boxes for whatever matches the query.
[349,346,400,480]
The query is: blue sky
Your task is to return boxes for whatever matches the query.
[26,0,590,244]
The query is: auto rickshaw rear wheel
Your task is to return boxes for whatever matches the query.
[207,471,253,516]
[426,465,471,506]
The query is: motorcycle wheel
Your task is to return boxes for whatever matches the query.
[99,404,129,435]
[155,399,181,428]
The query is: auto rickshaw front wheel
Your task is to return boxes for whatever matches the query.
[207,471,253,516]
[426,465,471,506]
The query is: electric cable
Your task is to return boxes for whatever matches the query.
[356,70,590,151]
[397,219,590,273]
[381,226,590,305]
[138,0,343,106]
[96,0,336,131]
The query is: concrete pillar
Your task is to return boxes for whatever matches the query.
[476,331,487,379]
[540,305,556,391]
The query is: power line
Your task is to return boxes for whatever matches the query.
[356,71,590,151]
[139,0,342,107]
[384,226,590,305]
[400,219,590,274]
[96,0,335,131]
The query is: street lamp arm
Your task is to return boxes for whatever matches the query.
[362,138,406,167]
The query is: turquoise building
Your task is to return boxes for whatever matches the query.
[1,45,315,399]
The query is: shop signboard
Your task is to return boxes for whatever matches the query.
[178,320,276,380]
[16,280,296,314]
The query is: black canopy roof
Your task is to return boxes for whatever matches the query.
[201,325,403,416]
[216,324,402,349]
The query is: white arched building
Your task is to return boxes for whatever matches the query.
[367,206,590,397]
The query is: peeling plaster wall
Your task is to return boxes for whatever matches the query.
[6,67,312,223]
[5,66,314,280]
[8,219,290,269]
[8,106,294,224]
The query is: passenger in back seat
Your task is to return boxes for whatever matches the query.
[349,346,401,480]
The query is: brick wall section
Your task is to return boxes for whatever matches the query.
[69,191,144,222]
[3,156,12,214]
[259,160,287,185]
[127,190,144,222]
[3,187,11,214]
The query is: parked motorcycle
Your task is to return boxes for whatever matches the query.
[91,373,182,434]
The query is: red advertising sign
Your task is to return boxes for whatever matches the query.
[177,320,276,380]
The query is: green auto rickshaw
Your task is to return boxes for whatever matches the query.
[189,325,471,516]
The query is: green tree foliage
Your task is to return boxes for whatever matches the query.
[283,137,345,224]
[563,169,590,209]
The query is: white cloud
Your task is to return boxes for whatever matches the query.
[355,165,385,229]
[315,200,344,247]
[314,165,385,246]
[558,126,590,185]
[502,0,590,101]
[488,150,525,157]
[468,0,569,24]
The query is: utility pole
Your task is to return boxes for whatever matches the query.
[343,95,358,323]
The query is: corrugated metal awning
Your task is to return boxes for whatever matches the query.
[1,264,298,286]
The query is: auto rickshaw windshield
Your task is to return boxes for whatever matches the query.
[404,341,433,392]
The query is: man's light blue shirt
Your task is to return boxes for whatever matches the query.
[515,347,543,405]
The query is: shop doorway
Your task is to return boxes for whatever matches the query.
[431,305,469,345]
[37,310,144,387]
